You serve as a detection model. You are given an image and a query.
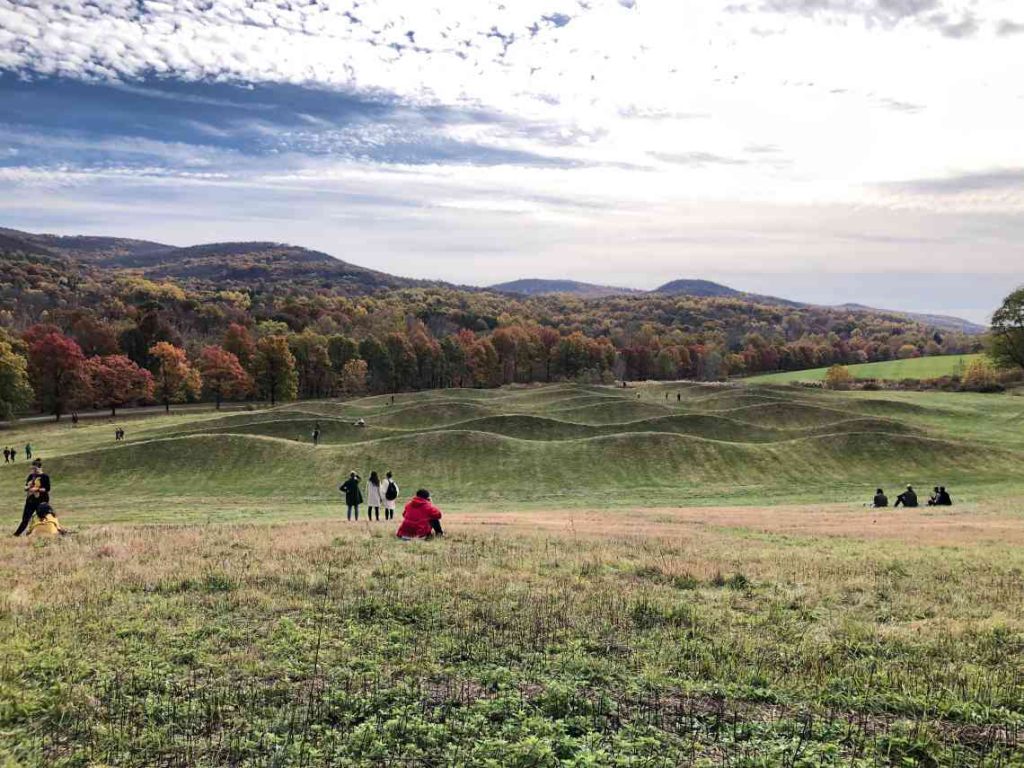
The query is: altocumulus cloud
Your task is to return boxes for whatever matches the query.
[0,0,1021,303]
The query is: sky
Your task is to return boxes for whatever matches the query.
[1,0,1022,323]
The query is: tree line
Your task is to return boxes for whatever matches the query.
[0,248,1008,420]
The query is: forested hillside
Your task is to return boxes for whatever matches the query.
[0,229,983,418]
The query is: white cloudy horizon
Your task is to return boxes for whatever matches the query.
[1,0,1022,322]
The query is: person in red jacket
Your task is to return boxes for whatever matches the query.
[396,489,444,539]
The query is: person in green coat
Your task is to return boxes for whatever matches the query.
[339,471,363,521]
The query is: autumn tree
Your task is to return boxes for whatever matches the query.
[339,358,369,396]
[962,358,999,391]
[223,323,256,369]
[86,355,154,416]
[289,331,333,398]
[252,336,298,406]
[0,330,33,419]
[26,329,92,420]
[824,364,854,390]
[198,345,251,409]
[989,287,1024,371]
[358,337,393,394]
[149,342,201,413]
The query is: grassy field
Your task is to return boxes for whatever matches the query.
[746,354,983,385]
[2,382,1024,765]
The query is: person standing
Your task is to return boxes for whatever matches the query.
[339,471,363,521]
[14,458,50,536]
[366,471,383,521]
[3,447,8,464]
[383,471,399,521]
[312,423,321,446]
[9,446,16,462]
[24,443,32,460]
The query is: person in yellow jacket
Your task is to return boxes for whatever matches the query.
[26,503,68,537]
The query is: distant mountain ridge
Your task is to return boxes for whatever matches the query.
[0,227,424,295]
[490,279,641,298]
[492,276,987,334]
[0,226,988,334]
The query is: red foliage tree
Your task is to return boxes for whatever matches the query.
[198,345,251,409]
[223,323,256,369]
[86,355,155,416]
[25,329,91,421]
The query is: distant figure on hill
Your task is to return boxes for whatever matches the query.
[339,471,363,521]
[383,471,399,521]
[929,486,953,506]
[366,471,383,521]
[872,488,889,508]
[676,393,681,402]
[3,447,8,464]
[312,425,321,446]
[24,443,31,460]
[71,412,79,426]
[26,502,68,537]
[894,485,918,508]
[397,489,443,540]
[14,458,51,537]
[9,446,16,462]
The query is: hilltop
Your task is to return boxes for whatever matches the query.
[0,225,985,394]
[0,227,424,295]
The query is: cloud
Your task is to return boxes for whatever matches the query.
[730,0,981,37]
[649,151,748,167]
[997,19,1024,35]
[885,168,1024,195]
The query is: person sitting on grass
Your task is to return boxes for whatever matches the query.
[26,502,69,537]
[927,486,941,506]
[339,471,363,521]
[894,485,918,508]
[872,488,889,508]
[396,489,444,540]
[935,486,953,506]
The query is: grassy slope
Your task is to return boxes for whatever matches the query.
[1,382,1023,522]
[746,353,983,384]
[3,383,1024,766]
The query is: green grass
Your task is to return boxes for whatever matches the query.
[746,354,983,384]
[3,381,1024,520]
[3,383,1024,765]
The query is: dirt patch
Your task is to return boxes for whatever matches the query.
[450,504,1024,546]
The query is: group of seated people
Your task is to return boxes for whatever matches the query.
[873,485,953,508]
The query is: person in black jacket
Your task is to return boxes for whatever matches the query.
[339,471,363,521]
[936,486,953,506]
[14,459,51,536]
[894,485,918,508]
[872,488,889,508]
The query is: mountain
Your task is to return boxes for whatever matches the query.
[0,228,423,295]
[835,304,988,336]
[653,279,742,298]
[489,279,640,298]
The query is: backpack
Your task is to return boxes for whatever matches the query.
[385,481,398,501]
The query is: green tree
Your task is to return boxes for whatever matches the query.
[253,336,298,406]
[289,331,333,398]
[358,337,393,394]
[0,331,33,419]
[989,287,1024,371]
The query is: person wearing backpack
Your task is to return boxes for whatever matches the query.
[383,471,399,521]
